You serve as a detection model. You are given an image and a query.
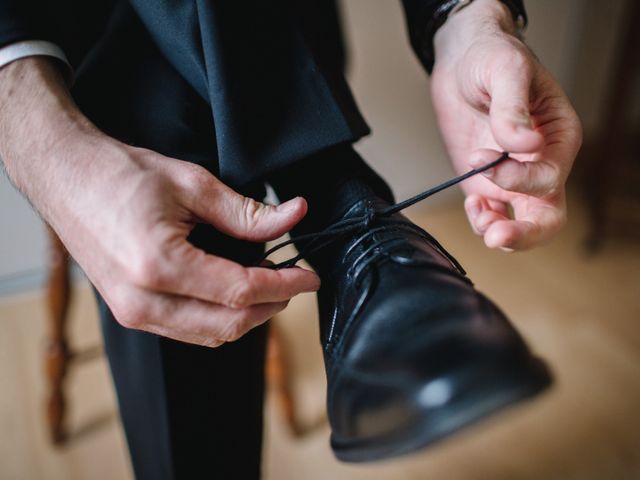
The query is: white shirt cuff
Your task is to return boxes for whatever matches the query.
[0,40,73,84]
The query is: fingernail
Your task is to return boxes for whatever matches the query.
[276,198,299,214]
[481,168,494,178]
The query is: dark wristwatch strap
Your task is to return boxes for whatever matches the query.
[409,0,528,74]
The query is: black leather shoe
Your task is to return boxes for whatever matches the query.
[303,198,551,462]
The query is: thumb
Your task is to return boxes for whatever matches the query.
[190,178,308,242]
[488,59,544,153]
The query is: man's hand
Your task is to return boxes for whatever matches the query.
[431,0,582,251]
[0,58,319,347]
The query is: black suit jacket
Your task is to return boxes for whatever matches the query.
[0,0,524,189]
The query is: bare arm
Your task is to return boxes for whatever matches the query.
[0,57,320,346]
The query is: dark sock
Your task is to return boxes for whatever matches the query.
[267,143,395,236]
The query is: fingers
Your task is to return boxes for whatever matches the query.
[132,160,320,303]
[483,214,563,251]
[488,55,544,154]
[129,241,320,308]
[114,287,289,346]
[469,149,561,197]
[185,170,309,242]
[464,193,566,251]
[134,152,308,242]
[464,194,509,236]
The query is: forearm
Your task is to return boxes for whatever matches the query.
[0,57,125,227]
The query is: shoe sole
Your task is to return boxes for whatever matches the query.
[331,355,552,462]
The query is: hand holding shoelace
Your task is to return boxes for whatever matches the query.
[431,0,582,251]
[0,58,320,347]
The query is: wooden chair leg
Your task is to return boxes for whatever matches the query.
[44,227,71,445]
[266,321,301,436]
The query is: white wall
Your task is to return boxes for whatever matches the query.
[0,0,624,295]
[0,172,49,294]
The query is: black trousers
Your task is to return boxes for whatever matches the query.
[97,296,269,480]
[72,8,277,480]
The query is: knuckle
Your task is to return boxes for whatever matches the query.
[547,178,563,199]
[240,196,270,229]
[105,286,155,332]
[503,174,521,192]
[527,178,542,196]
[116,301,146,330]
[183,164,213,192]
[221,316,249,342]
[202,338,225,348]
[497,167,521,192]
[225,274,253,309]
[505,48,532,72]
[539,163,564,197]
[128,253,165,289]
[493,46,531,76]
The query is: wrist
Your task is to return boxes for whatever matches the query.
[452,0,518,35]
[433,0,521,70]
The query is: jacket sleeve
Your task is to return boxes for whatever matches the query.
[400,0,527,73]
[0,0,116,68]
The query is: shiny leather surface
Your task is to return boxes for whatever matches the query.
[305,199,551,461]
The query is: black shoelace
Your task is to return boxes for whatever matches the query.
[260,152,509,271]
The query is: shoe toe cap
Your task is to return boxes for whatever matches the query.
[328,347,551,461]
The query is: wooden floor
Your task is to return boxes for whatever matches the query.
[1,192,639,480]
